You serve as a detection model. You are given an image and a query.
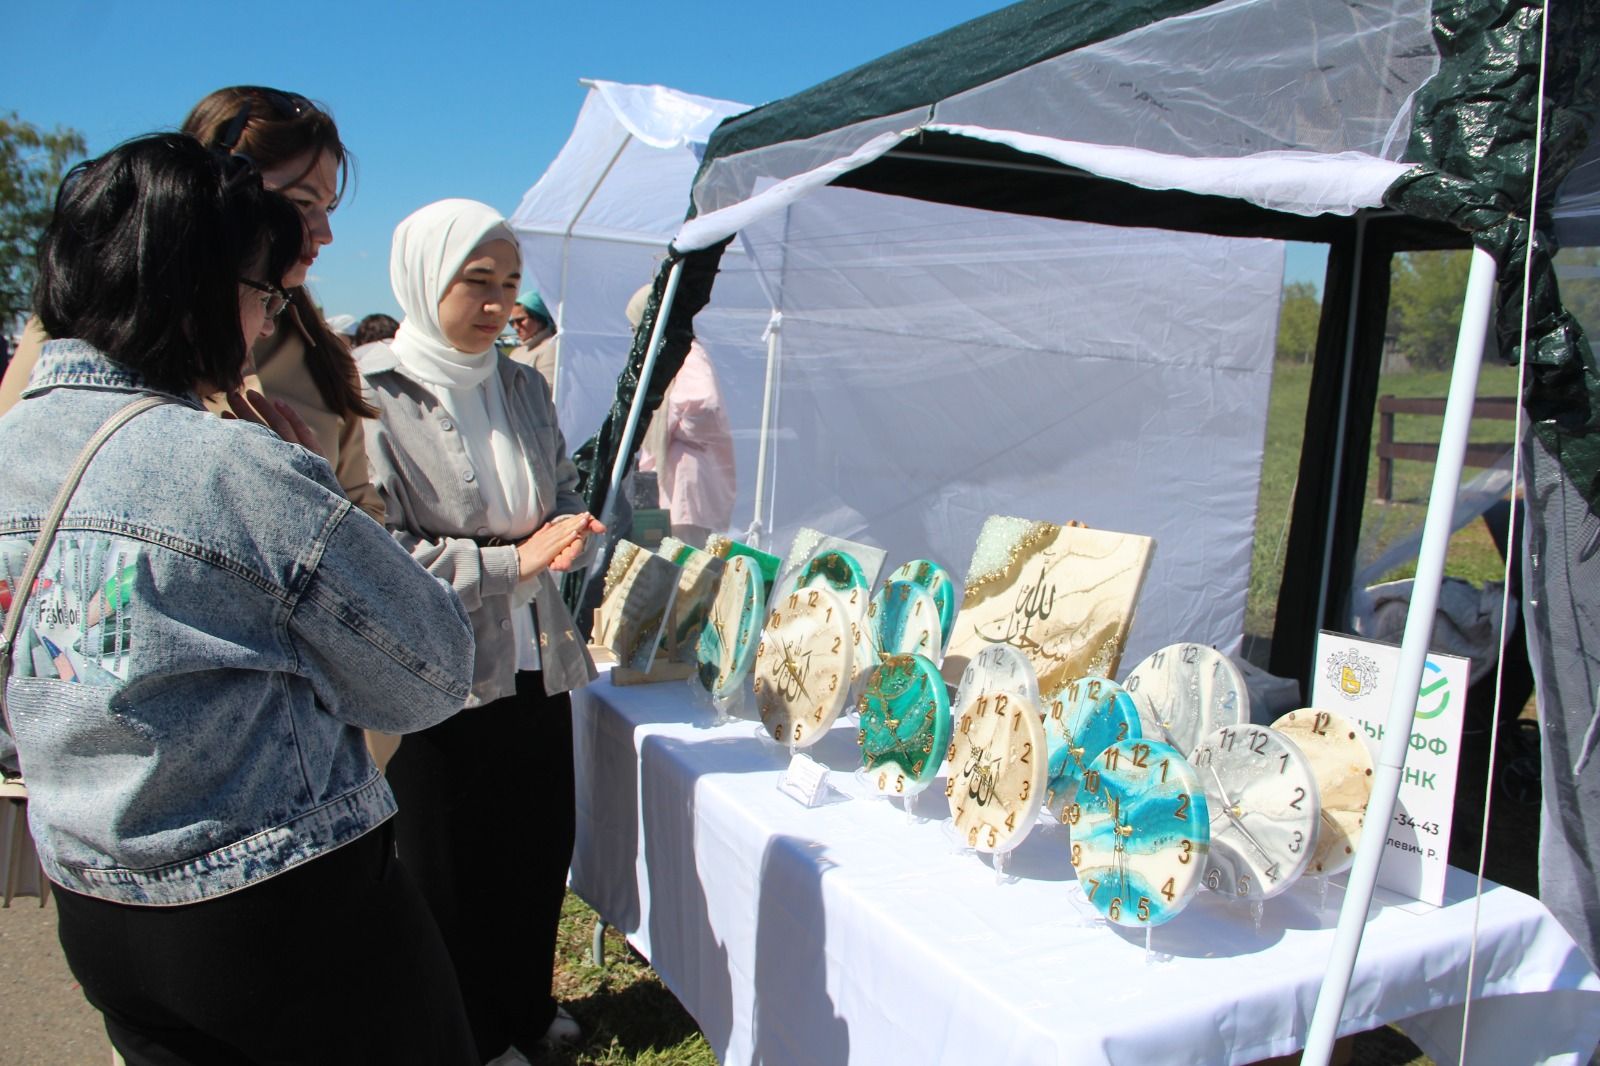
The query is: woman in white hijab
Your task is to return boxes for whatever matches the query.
[362,198,603,1064]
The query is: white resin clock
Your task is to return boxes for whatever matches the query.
[1193,724,1321,902]
[1122,643,1248,759]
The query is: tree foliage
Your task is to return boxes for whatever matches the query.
[1275,280,1321,363]
[1386,250,1472,370]
[0,113,87,329]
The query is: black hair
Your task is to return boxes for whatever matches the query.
[354,313,399,346]
[33,133,303,395]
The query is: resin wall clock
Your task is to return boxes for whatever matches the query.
[885,558,959,651]
[1193,724,1321,902]
[870,579,944,660]
[1067,738,1209,927]
[755,584,854,747]
[946,684,1047,853]
[1270,708,1373,877]
[1043,675,1141,816]
[858,653,951,797]
[1122,642,1248,759]
[695,554,766,712]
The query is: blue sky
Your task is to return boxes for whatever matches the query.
[5,0,1324,319]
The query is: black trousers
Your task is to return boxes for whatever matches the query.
[53,822,477,1066]
[384,671,576,1061]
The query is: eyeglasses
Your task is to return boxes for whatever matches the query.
[240,278,292,319]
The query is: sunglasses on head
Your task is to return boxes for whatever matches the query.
[212,88,315,184]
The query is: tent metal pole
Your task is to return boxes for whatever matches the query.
[551,131,633,404]
[746,311,782,550]
[1301,246,1499,1066]
[1312,212,1369,673]
[585,258,685,595]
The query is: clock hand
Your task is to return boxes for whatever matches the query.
[1205,764,1276,864]
[780,639,811,699]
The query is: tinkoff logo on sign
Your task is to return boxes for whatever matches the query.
[1415,659,1451,720]
[1325,648,1379,701]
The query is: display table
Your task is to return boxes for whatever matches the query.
[570,675,1600,1066]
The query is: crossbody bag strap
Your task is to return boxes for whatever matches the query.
[0,395,176,735]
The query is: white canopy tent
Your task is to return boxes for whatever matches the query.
[512,79,1297,669]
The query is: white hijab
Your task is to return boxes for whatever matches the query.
[388,199,538,538]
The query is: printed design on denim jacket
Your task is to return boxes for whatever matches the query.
[1,537,142,683]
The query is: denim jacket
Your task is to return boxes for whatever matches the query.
[0,341,476,905]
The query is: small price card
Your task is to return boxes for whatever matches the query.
[777,751,831,808]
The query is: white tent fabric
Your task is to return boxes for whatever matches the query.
[507,81,757,444]
[513,79,1285,665]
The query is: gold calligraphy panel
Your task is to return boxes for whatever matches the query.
[942,516,1154,701]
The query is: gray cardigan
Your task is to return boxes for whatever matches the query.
[361,347,596,704]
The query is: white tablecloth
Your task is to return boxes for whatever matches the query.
[570,676,1600,1066]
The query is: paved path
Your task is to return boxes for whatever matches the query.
[0,899,108,1066]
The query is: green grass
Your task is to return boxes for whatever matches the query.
[1246,361,1523,644]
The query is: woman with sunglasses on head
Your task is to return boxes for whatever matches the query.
[0,86,383,524]
[363,198,604,1065]
[0,134,480,1064]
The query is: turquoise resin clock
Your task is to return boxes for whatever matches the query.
[858,653,951,797]
[1044,675,1142,816]
[695,555,766,712]
[870,579,944,660]
[886,558,958,649]
[1068,738,1210,927]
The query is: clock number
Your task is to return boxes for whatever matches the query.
[898,583,910,601]
[947,741,957,762]
[919,632,929,647]
[1151,650,1167,669]
[1195,747,1213,766]
[960,715,971,734]
[1064,804,1081,826]
[1137,897,1152,922]
[868,602,878,619]
[1182,645,1200,664]
[1290,830,1304,854]
[1206,869,1222,890]
[1278,753,1289,773]
[1086,878,1101,901]
[825,607,833,623]
[829,674,838,692]
[757,641,765,658]
[1004,813,1015,832]
[1160,759,1170,783]
[1220,729,1237,751]
[1131,743,1150,768]
[1313,711,1331,735]
[1051,700,1064,721]
[1161,879,1176,902]
[945,777,955,798]
[793,724,802,742]
[1071,842,1083,866]
[1020,779,1031,801]
[1289,787,1306,811]
[1116,721,1130,742]
[849,589,860,606]
[1249,730,1268,755]
[772,724,784,741]
[1103,747,1120,770]
[1108,898,1122,921]
[1012,711,1022,732]
[1173,794,1190,821]
[1087,680,1102,699]
[967,826,979,847]
[808,589,819,607]
[1084,770,1100,795]
[1178,840,1193,865]
[994,694,1009,714]
[858,729,867,746]
[1237,875,1252,896]
[1020,742,1031,764]
[975,695,987,717]
[1264,863,1280,884]
[832,636,841,653]
[1066,680,1081,702]
[754,676,765,693]
[878,771,887,791]
[895,774,905,794]
[771,610,782,628]
[1125,674,1141,693]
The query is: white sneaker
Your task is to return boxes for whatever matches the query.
[542,1005,582,1048]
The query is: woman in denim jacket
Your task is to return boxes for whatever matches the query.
[363,199,603,1064]
[0,135,481,1064]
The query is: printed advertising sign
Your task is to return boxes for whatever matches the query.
[1312,632,1469,906]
